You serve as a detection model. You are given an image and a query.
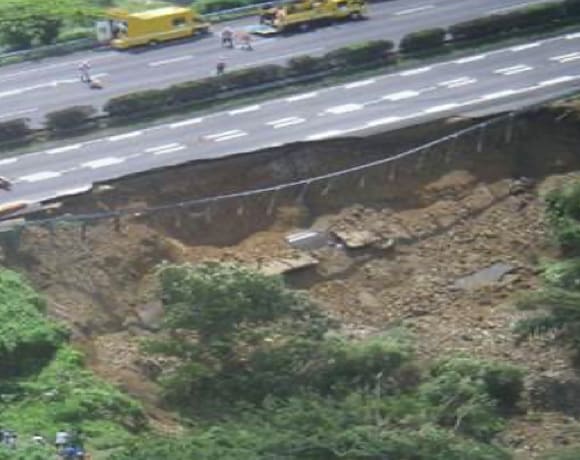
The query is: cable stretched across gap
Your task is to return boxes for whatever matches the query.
[9,111,514,230]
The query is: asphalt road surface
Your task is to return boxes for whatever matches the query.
[0,0,556,124]
[2,31,580,206]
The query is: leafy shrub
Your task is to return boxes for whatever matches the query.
[0,270,67,377]
[0,118,32,144]
[324,39,395,67]
[449,3,566,42]
[400,28,446,54]
[286,54,330,76]
[110,392,512,460]
[544,182,580,252]
[1,346,146,456]
[45,105,96,132]
[219,64,285,90]
[103,89,169,117]
[167,78,221,106]
[56,27,94,43]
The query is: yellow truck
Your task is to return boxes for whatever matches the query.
[96,6,210,49]
[257,0,366,34]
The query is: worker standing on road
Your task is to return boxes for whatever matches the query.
[78,61,91,83]
[0,176,12,191]
[236,31,253,51]
[216,56,226,76]
[221,27,234,48]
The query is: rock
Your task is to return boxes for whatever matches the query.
[332,229,379,249]
[453,263,516,290]
[258,253,319,276]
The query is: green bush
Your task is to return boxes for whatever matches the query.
[324,39,395,67]
[0,270,67,377]
[103,89,169,117]
[400,28,446,54]
[286,54,331,76]
[421,357,523,441]
[0,118,32,143]
[167,78,221,106]
[219,64,285,90]
[44,105,96,132]
[449,2,566,42]
[56,27,94,43]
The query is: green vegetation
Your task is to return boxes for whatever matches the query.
[541,446,580,459]
[109,262,523,460]
[0,0,96,50]
[0,269,146,456]
[0,270,67,377]
[515,181,580,359]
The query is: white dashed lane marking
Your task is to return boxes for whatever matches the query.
[228,105,261,115]
[494,65,533,75]
[45,144,82,155]
[267,117,305,128]
[479,89,517,100]
[325,103,364,114]
[108,131,143,142]
[306,130,344,141]
[438,77,477,88]
[169,117,203,129]
[205,130,247,142]
[146,143,181,153]
[399,66,432,76]
[550,52,580,63]
[343,79,376,89]
[18,171,61,182]
[149,55,192,67]
[423,103,461,114]
[454,54,486,64]
[151,145,187,155]
[382,90,419,101]
[366,116,402,127]
[511,42,541,52]
[286,92,318,102]
[82,157,125,169]
[394,5,435,15]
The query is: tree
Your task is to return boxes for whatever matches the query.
[0,0,95,49]
[515,181,580,359]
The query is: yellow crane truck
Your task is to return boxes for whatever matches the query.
[96,6,210,49]
[256,0,366,34]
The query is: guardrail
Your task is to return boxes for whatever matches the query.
[0,38,99,66]
[204,0,285,19]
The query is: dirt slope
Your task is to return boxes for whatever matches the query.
[3,105,580,455]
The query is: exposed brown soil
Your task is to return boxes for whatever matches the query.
[3,105,580,456]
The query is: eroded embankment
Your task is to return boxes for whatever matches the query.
[3,105,580,453]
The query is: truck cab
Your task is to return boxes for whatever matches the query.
[96,7,210,49]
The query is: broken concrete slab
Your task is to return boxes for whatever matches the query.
[286,230,330,251]
[332,229,380,249]
[454,263,515,290]
[258,253,319,276]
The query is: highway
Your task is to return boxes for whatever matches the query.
[0,0,556,123]
[2,31,580,206]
